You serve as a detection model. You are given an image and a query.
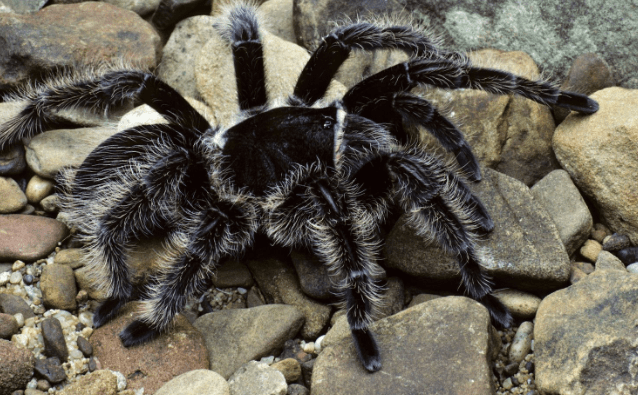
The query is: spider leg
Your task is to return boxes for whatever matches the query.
[217,3,267,111]
[343,58,599,115]
[348,148,510,327]
[120,199,257,345]
[291,22,439,106]
[0,68,209,149]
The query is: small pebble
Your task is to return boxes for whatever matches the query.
[34,357,66,384]
[502,377,513,390]
[580,240,602,262]
[12,260,25,271]
[9,272,22,284]
[23,274,34,285]
[602,233,631,252]
[627,263,638,274]
[36,379,50,391]
[111,370,127,391]
[77,336,93,357]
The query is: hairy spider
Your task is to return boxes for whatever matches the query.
[0,3,598,372]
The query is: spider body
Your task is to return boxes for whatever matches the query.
[0,3,598,372]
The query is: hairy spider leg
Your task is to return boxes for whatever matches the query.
[291,22,439,107]
[120,199,257,346]
[221,2,268,111]
[0,69,209,149]
[347,148,511,328]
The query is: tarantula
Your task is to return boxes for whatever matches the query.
[0,3,597,372]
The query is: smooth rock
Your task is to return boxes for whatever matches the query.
[617,247,638,265]
[492,289,541,320]
[602,233,631,252]
[509,321,534,364]
[289,249,333,300]
[193,304,304,379]
[0,339,35,394]
[154,369,230,395]
[90,302,209,394]
[40,194,60,213]
[54,248,86,269]
[271,358,302,383]
[312,297,497,394]
[531,169,593,255]
[40,264,77,310]
[595,250,626,272]
[0,176,27,213]
[554,87,638,244]
[535,269,638,394]
[41,318,69,362]
[212,260,254,288]
[580,239,602,263]
[0,293,35,319]
[101,0,161,16]
[25,175,54,204]
[34,357,66,384]
[0,215,69,261]
[228,361,287,395]
[0,145,26,176]
[0,0,48,13]
[260,0,295,43]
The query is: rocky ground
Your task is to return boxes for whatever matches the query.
[1,0,638,395]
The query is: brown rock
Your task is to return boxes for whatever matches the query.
[0,312,19,339]
[271,358,302,383]
[580,239,602,262]
[0,338,35,395]
[535,270,638,394]
[58,369,118,395]
[553,87,638,244]
[0,215,69,261]
[312,297,497,394]
[54,248,86,269]
[25,175,54,204]
[0,2,160,89]
[40,264,77,310]
[0,176,27,214]
[90,302,209,394]
[492,289,541,320]
[212,260,254,288]
[0,144,26,176]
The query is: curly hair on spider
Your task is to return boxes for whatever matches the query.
[0,2,598,372]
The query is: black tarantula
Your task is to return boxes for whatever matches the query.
[0,3,598,372]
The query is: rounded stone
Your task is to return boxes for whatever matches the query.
[25,175,54,204]
[154,369,230,395]
[493,289,542,320]
[0,215,69,261]
[508,321,534,364]
[0,339,35,394]
[0,177,27,213]
[40,264,77,310]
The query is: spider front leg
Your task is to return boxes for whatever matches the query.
[120,198,257,345]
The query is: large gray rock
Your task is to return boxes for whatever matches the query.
[154,369,230,395]
[293,0,638,88]
[384,168,570,292]
[535,269,638,394]
[531,169,593,255]
[0,2,160,90]
[193,304,304,379]
[553,87,638,244]
[312,296,497,395]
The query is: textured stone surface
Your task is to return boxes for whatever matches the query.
[194,304,304,379]
[312,297,497,394]
[0,215,69,261]
[554,87,638,244]
[0,2,160,90]
[0,145,26,176]
[90,303,209,394]
[58,369,119,395]
[535,270,638,394]
[0,338,35,395]
[492,289,541,320]
[228,361,287,395]
[154,369,230,395]
[40,264,77,310]
[385,168,570,292]
[0,176,27,214]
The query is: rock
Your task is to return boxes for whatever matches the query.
[41,318,69,362]
[591,223,611,243]
[617,247,638,265]
[260,0,296,43]
[375,277,404,320]
[0,2,160,90]
[154,369,230,395]
[193,304,304,379]
[74,266,108,301]
[195,28,345,127]
[554,53,615,123]
[569,265,587,284]
[627,263,638,274]
[287,384,310,395]
[25,175,54,204]
[421,49,559,186]
[312,296,497,394]
[0,339,35,394]
[247,256,331,339]
[554,87,638,244]
[40,194,60,213]
[1,0,48,13]
[0,312,19,339]
[76,336,92,357]
[34,357,66,384]
[572,261,595,275]
[116,104,168,131]
[0,215,69,261]
[580,239,602,262]
[602,233,631,252]
[58,369,119,395]
[535,269,638,394]
[54,248,86,269]
[595,251,626,272]
[0,176,27,213]
[492,289,541,320]
[212,260,254,288]
[508,321,534,364]
[40,264,77,310]
[530,169,592,255]
[271,358,302,383]
[0,293,35,319]
[101,0,161,16]
[0,145,26,176]
[406,293,442,309]
[384,168,570,292]
[90,302,209,394]
[25,126,119,179]
[289,249,333,300]
[228,361,287,395]
[246,286,266,308]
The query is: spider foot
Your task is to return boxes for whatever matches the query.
[556,91,599,114]
[119,320,162,346]
[352,329,382,372]
[93,297,129,328]
[479,294,513,329]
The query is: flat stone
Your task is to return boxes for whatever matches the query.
[90,302,209,394]
[535,270,638,394]
[595,251,626,272]
[0,176,27,213]
[34,357,66,384]
[40,264,77,310]
[154,369,230,395]
[193,304,304,379]
[0,339,35,394]
[228,361,287,395]
[0,293,34,319]
[492,289,541,320]
[0,215,69,261]
[312,296,497,395]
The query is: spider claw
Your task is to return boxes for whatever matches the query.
[119,320,161,347]
[352,329,382,372]
[555,91,599,114]
[479,294,513,329]
[93,297,129,328]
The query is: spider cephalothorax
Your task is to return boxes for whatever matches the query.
[0,3,598,372]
